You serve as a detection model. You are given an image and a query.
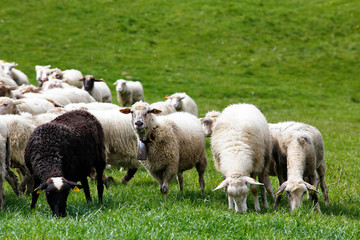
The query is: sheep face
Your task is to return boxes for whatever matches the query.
[0,97,21,115]
[81,75,103,92]
[35,65,51,84]
[34,177,82,217]
[114,79,127,93]
[276,178,318,211]
[166,95,185,111]
[0,62,17,76]
[200,117,213,137]
[214,176,263,213]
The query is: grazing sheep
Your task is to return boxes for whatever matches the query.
[80,75,111,103]
[0,97,57,115]
[120,101,207,197]
[0,61,29,86]
[211,103,271,213]
[25,110,106,217]
[113,79,144,107]
[271,121,329,213]
[149,101,176,115]
[35,65,51,87]
[0,114,36,195]
[165,92,198,117]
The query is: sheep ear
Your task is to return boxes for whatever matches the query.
[34,182,48,194]
[94,78,104,82]
[304,182,318,194]
[213,178,229,191]
[79,77,85,82]
[148,108,162,114]
[201,118,212,124]
[13,100,24,105]
[113,80,120,85]
[120,108,132,114]
[242,176,264,186]
[179,97,185,100]
[67,181,83,192]
[275,181,288,196]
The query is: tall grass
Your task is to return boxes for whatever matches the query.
[0,0,359,239]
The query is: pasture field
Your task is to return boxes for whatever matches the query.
[0,0,359,239]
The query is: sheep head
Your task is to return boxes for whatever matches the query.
[120,101,162,140]
[165,94,186,111]
[80,75,103,92]
[213,176,263,213]
[113,79,127,93]
[35,65,51,83]
[0,97,22,115]
[275,179,318,211]
[34,177,83,217]
[0,61,17,76]
[200,110,221,137]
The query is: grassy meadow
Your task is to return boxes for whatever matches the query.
[0,0,359,239]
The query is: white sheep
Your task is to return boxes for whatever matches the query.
[165,92,198,117]
[47,68,84,89]
[0,61,29,86]
[80,75,112,103]
[35,65,51,87]
[120,101,207,197]
[113,79,144,107]
[149,101,176,115]
[0,72,18,87]
[211,103,271,213]
[0,97,57,115]
[271,121,329,213]
[0,114,36,194]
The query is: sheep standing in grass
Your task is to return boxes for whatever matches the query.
[25,110,106,217]
[211,103,271,213]
[271,121,329,213]
[114,79,144,107]
[165,92,198,117]
[80,75,112,103]
[120,101,207,197]
[0,61,29,86]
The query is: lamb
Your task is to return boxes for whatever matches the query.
[24,110,106,217]
[0,97,57,115]
[113,79,144,107]
[211,103,271,213]
[120,101,207,197]
[149,101,176,115]
[0,114,36,195]
[0,61,30,86]
[270,121,329,213]
[35,65,51,87]
[165,92,198,117]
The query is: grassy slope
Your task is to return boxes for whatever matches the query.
[0,0,359,239]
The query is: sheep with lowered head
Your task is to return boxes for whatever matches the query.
[0,61,29,86]
[80,75,111,103]
[25,110,106,217]
[120,101,207,197]
[165,92,198,117]
[211,103,271,213]
[114,79,145,107]
[271,121,329,213]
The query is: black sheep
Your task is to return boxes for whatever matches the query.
[25,110,106,217]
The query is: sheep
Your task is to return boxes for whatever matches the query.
[0,61,30,86]
[35,65,51,87]
[0,97,57,115]
[79,75,111,103]
[24,110,106,217]
[0,73,18,87]
[120,101,207,197]
[211,103,271,213]
[165,92,198,117]
[149,101,176,115]
[0,114,36,195]
[200,110,221,137]
[113,79,144,107]
[270,121,329,213]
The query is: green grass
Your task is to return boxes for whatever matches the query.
[0,0,359,239]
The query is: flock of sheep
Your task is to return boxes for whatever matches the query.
[0,60,329,217]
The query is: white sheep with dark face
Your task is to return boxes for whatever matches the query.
[80,75,111,103]
[270,121,329,213]
[211,103,271,213]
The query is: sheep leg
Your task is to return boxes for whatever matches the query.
[308,172,321,213]
[96,171,104,204]
[161,170,176,198]
[263,174,275,200]
[5,168,20,196]
[250,174,260,211]
[121,168,138,184]
[196,160,206,195]
[81,178,92,203]
[30,178,41,209]
[274,161,287,210]
[228,195,234,210]
[177,172,183,192]
[317,165,329,206]
[257,174,269,209]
